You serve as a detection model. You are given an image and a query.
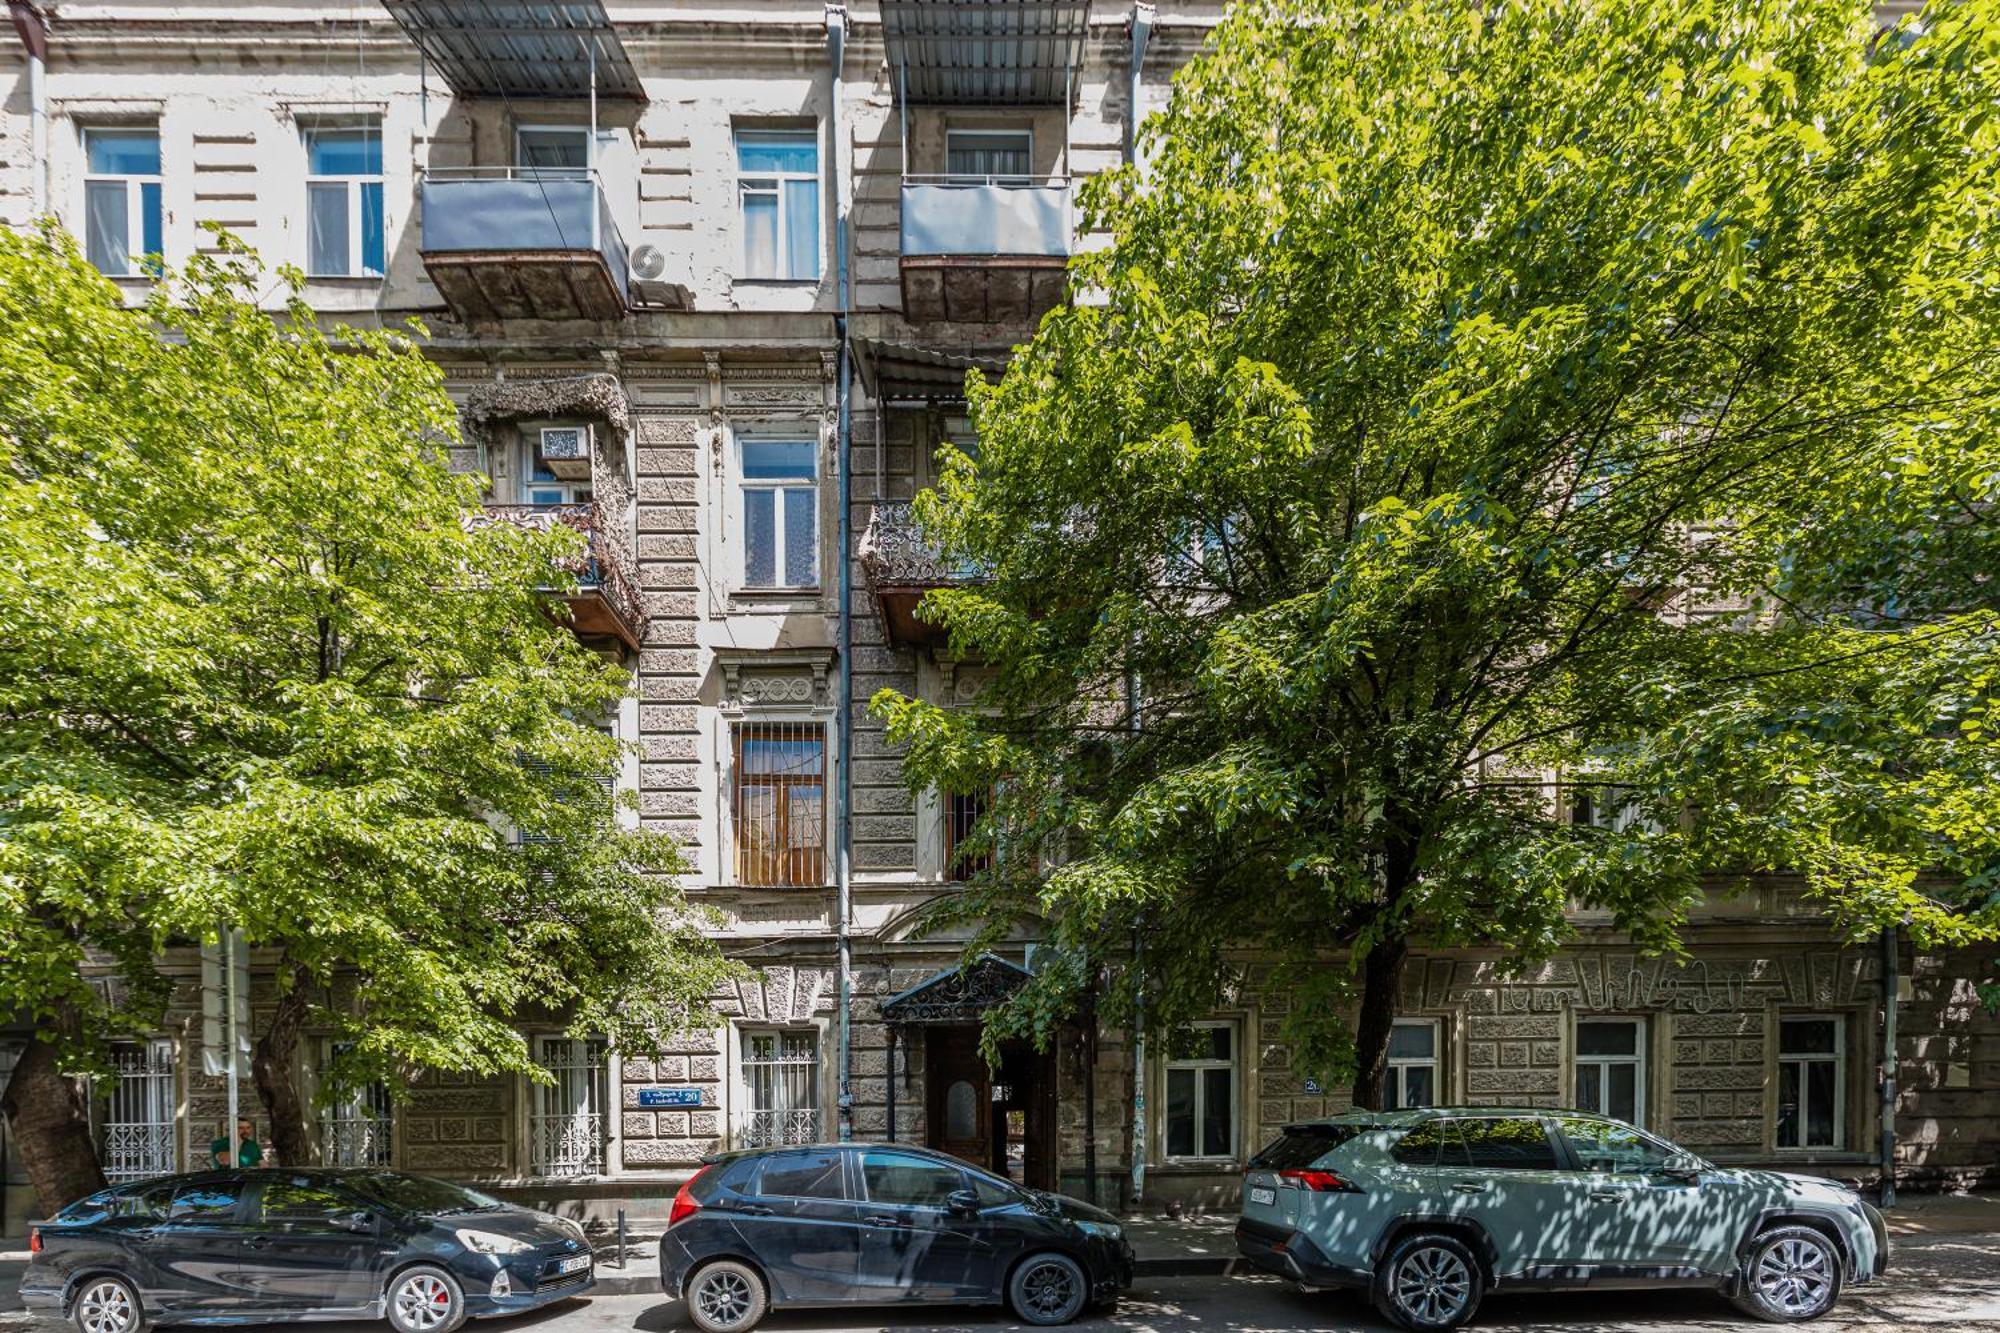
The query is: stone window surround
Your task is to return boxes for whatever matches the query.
[516,1034,623,1181]
[720,1014,835,1153]
[1152,1015,1247,1168]
[713,648,838,892]
[718,419,833,609]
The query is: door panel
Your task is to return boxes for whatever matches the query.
[1430,1118,1591,1278]
[855,1150,997,1298]
[132,1181,256,1311]
[925,1029,991,1171]
[1551,1117,1709,1272]
[241,1178,381,1311]
[736,1149,863,1303]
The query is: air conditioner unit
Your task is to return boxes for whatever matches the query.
[629,242,692,310]
[537,425,592,480]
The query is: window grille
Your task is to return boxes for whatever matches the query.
[530,1037,607,1177]
[740,1029,819,1148]
[945,787,993,879]
[734,722,826,887]
[317,1041,393,1168]
[102,1039,176,1182]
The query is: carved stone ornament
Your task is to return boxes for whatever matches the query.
[715,648,837,712]
[459,373,634,476]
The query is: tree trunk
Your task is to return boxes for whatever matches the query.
[0,1034,106,1216]
[252,964,315,1166]
[1349,928,1409,1110]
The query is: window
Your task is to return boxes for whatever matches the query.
[1386,1020,1439,1110]
[517,126,590,177]
[256,1178,357,1226]
[741,1029,819,1147]
[754,1148,844,1199]
[170,1181,243,1221]
[736,128,820,280]
[523,428,594,507]
[83,128,163,276]
[740,439,817,588]
[945,787,992,879]
[304,125,383,277]
[1574,1018,1646,1125]
[1553,1117,1681,1174]
[101,1039,175,1183]
[861,1150,964,1208]
[1163,1022,1236,1160]
[946,129,1032,182]
[733,722,826,886]
[1249,1124,1364,1170]
[1389,1118,1454,1167]
[1456,1117,1561,1170]
[317,1041,392,1168]
[1777,1016,1844,1150]
[529,1036,607,1177]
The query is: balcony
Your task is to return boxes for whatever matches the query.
[419,170,629,322]
[900,176,1072,325]
[859,501,980,649]
[471,502,644,655]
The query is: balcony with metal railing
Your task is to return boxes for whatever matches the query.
[419,169,630,322]
[900,174,1073,324]
[468,501,644,655]
[859,500,983,649]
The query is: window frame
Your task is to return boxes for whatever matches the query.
[1386,1018,1441,1110]
[515,124,592,177]
[520,424,596,508]
[944,127,1034,183]
[81,125,163,277]
[1775,1013,1847,1152]
[734,126,822,281]
[99,1037,177,1183]
[301,122,384,279]
[1573,1016,1648,1128]
[527,1035,609,1179]
[735,435,819,590]
[943,785,994,880]
[737,1026,821,1149]
[1161,1019,1238,1164]
[731,720,828,887]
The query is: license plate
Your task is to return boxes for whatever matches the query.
[557,1255,591,1275]
[1248,1187,1275,1206]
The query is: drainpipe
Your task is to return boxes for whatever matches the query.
[1125,4,1155,166]
[1879,926,1898,1208]
[827,2,855,1143]
[8,2,48,216]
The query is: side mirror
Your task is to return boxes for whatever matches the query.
[1658,1154,1704,1182]
[945,1189,980,1217]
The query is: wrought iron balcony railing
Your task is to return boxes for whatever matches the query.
[469,501,644,654]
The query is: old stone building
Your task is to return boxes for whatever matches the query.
[0,0,1993,1233]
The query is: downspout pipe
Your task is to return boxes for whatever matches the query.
[1125,3,1155,166]
[1880,926,1898,1208]
[827,2,855,1143]
[1124,2,1154,1211]
[9,1,48,216]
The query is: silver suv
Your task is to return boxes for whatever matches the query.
[1236,1107,1887,1331]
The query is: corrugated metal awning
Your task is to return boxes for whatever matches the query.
[881,0,1091,106]
[855,335,1008,402]
[383,1,646,102]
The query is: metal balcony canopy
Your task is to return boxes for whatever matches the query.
[881,0,1091,106]
[383,1,646,102]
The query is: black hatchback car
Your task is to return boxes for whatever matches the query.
[660,1144,1132,1333]
[21,1169,594,1333]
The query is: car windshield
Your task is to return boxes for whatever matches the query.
[341,1172,502,1216]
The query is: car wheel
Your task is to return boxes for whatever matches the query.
[73,1275,143,1333]
[386,1265,467,1333]
[1373,1232,1484,1332]
[1731,1225,1845,1322]
[685,1260,768,1333]
[1009,1253,1089,1326]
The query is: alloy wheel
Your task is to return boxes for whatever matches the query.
[694,1270,754,1330]
[1756,1237,1834,1316]
[395,1275,455,1331]
[1394,1245,1472,1326]
[1020,1259,1080,1320]
[77,1281,134,1333]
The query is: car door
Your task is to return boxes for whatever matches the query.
[1551,1116,1709,1275]
[128,1178,259,1312]
[239,1175,384,1312]
[1434,1117,1592,1281]
[854,1150,997,1300]
[731,1149,864,1303]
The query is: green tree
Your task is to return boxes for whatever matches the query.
[0,230,731,1212]
[874,0,2000,1106]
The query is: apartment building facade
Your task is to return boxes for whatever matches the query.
[1,0,1993,1232]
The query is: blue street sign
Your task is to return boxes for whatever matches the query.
[638,1087,702,1108]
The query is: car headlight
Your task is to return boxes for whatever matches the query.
[456,1229,534,1256]
[1074,1220,1123,1241]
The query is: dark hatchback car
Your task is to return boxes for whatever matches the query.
[22,1170,594,1333]
[660,1143,1132,1333]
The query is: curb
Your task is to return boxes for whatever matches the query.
[586,1255,1243,1298]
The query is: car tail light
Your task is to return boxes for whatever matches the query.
[668,1167,710,1228]
[1278,1168,1360,1193]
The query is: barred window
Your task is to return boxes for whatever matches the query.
[740,1029,819,1148]
[734,723,826,887]
[945,787,992,879]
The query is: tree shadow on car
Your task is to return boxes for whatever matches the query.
[635,1299,1134,1333]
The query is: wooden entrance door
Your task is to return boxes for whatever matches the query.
[925,1027,991,1168]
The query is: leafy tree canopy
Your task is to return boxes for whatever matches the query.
[0,231,730,1198]
[875,0,2000,1102]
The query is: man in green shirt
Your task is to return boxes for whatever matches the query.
[209,1118,261,1168]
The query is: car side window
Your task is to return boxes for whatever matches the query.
[860,1151,964,1208]
[1456,1118,1560,1170]
[1390,1119,1453,1166]
[169,1181,243,1221]
[257,1178,359,1225]
[1555,1117,1679,1174]
[755,1151,847,1201]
